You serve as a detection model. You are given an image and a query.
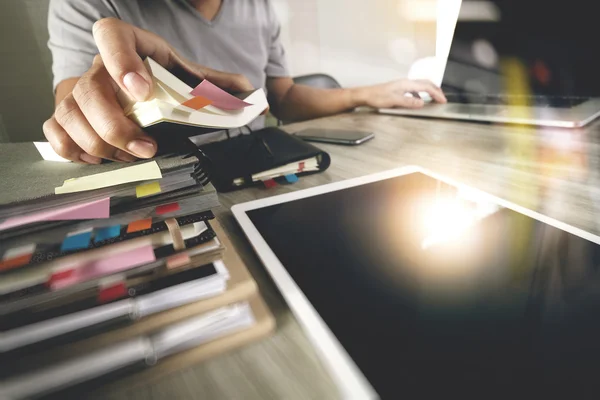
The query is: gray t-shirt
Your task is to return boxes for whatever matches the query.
[48,0,290,91]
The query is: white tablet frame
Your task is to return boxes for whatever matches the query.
[231,165,600,400]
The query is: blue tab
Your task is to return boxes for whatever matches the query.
[61,230,92,252]
[284,174,298,183]
[94,225,121,242]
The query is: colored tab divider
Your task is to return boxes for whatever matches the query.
[284,174,298,183]
[180,95,213,110]
[97,281,127,304]
[263,179,277,189]
[48,245,156,290]
[0,197,110,232]
[94,225,121,242]
[0,243,36,272]
[61,228,93,252]
[190,80,252,110]
[155,202,180,215]
[47,268,75,287]
[135,181,161,198]
[127,218,153,233]
[55,161,162,195]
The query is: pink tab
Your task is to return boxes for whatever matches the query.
[190,80,252,110]
[49,245,156,290]
[0,197,110,232]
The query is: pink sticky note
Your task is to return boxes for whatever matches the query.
[49,245,155,290]
[0,197,110,232]
[190,80,252,110]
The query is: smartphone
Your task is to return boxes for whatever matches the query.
[294,128,375,145]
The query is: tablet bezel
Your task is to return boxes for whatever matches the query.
[231,165,600,399]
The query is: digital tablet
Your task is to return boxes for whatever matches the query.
[232,166,600,399]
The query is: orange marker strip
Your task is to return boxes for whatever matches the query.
[127,218,152,233]
[180,95,212,110]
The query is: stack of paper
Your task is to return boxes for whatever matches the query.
[0,143,274,398]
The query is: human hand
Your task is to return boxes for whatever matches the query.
[352,79,447,109]
[43,18,254,163]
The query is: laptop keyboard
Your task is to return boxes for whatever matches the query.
[444,93,591,108]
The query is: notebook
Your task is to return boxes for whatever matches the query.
[118,57,269,129]
[0,236,225,317]
[0,261,230,352]
[0,219,217,298]
[0,144,207,209]
[3,220,260,376]
[198,127,331,191]
[0,297,273,400]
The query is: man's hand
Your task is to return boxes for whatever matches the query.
[44,18,254,163]
[351,79,447,109]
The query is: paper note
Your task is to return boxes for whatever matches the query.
[0,197,110,232]
[135,181,162,198]
[155,202,180,215]
[284,174,298,183]
[55,161,162,195]
[61,228,93,252]
[94,225,121,242]
[190,80,252,110]
[127,218,153,233]
[50,245,156,290]
[180,95,213,110]
[34,142,71,163]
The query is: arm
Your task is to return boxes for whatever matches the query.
[267,76,447,123]
[44,17,253,163]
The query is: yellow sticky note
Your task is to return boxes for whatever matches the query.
[135,181,161,198]
[55,161,162,195]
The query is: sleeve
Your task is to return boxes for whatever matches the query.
[264,0,291,78]
[47,0,118,90]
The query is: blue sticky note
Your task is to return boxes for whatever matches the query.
[284,174,298,183]
[94,225,121,242]
[61,230,92,252]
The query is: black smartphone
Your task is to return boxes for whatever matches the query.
[294,128,375,145]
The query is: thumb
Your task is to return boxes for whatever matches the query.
[93,18,169,102]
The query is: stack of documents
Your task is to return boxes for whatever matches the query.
[0,142,274,399]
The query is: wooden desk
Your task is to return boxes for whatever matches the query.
[97,112,600,399]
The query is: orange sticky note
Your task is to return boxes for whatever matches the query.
[180,95,212,110]
[127,218,152,233]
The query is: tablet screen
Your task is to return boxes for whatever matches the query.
[246,172,600,398]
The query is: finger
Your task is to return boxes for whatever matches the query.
[396,95,426,109]
[42,116,96,163]
[93,18,174,102]
[408,80,447,103]
[73,60,157,159]
[54,93,136,163]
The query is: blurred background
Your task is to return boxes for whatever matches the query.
[0,0,464,143]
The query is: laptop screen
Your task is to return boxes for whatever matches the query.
[442,0,600,100]
[246,171,600,398]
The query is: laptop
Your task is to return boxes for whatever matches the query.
[379,0,600,128]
